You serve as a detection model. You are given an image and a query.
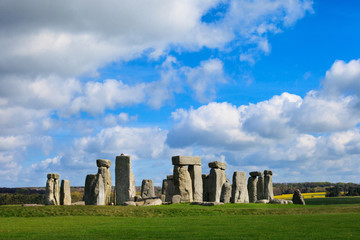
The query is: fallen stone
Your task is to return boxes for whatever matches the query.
[123,201,137,206]
[172,156,201,166]
[190,202,224,206]
[22,204,44,206]
[256,199,269,204]
[208,161,226,170]
[270,199,289,204]
[60,179,71,205]
[96,159,111,168]
[292,189,305,205]
[71,201,85,205]
[171,195,181,204]
[141,179,155,199]
[173,165,193,202]
[231,171,249,203]
[144,198,162,206]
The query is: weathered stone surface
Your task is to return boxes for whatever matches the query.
[220,180,232,203]
[72,201,85,205]
[167,175,173,180]
[172,156,201,166]
[188,165,203,202]
[84,174,105,205]
[249,171,262,177]
[173,165,193,202]
[257,173,265,200]
[256,199,269,204]
[292,189,305,205]
[161,179,175,203]
[202,174,209,202]
[208,168,227,202]
[123,201,137,206]
[231,171,249,203]
[96,159,111,168]
[98,166,112,205]
[60,180,71,205]
[270,199,290,204]
[160,194,166,202]
[115,154,136,205]
[208,161,226,170]
[45,173,60,205]
[264,170,274,200]
[247,176,257,203]
[47,173,59,180]
[141,179,155,199]
[171,195,181,204]
[144,198,162,206]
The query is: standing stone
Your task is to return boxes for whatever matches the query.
[292,189,305,205]
[264,170,274,200]
[115,154,136,205]
[202,174,209,202]
[97,159,112,205]
[141,179,155,198]
[247,175,258,203]
[231,171,249,203]
[220,179,232,203]
[188,165,203,202]
[257,172,265,200]
[162,175,175,203]
[208,162,227,203]
[45,173,60,205]
[60,180,71,205]
[173,165,193,202]
[84,174,105,205]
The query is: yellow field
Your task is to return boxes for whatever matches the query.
[274,192,326,200]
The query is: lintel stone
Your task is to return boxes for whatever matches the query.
[47,173,59,179]
[172,156,201,166]
[96,159,111,168]
[249,171,262,177]
[208,161,226,170]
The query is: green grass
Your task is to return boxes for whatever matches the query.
[305,196,360,205]
[1,198,360,239]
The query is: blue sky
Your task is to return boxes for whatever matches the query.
[1,0,360,187]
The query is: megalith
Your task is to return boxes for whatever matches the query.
[257,172,265,200]
[173,165,193,202]
[220,179,232,203]
[202,174,209,202]
[162,175,175,203]
[97,159,112,205]
[248,171,262,203]
[231,171,249,203]
[292,189,305,205]
[60,179,71,205]
[45,173,60,205]
[115,154,136,205]
[264,170,274,200]
[208,161,227,203]
[172,156,202,203]
[141,179,155,198]
[84,174,105,205]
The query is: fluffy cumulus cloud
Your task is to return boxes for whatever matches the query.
[167,59,360,182]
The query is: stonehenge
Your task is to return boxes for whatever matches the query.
[115,154,136,205]
[172,156,203,203]
[208,161,227,203]
[84,159,112,205]
[231,171,249,203]
[60,180,71,205]
[45,173,60,205]
[141,179,155,198]
[47,153,277,206]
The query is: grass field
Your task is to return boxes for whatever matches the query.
[275,192,326,199]
[1,197,360,239]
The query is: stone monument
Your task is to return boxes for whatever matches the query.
[115,154,136,205]
[141,179,155,198]
[60,179,71,205]
[231,171,249,203]
[208,161,227,203]
[45,173,60,205]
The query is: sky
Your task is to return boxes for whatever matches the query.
[1,0,360,187]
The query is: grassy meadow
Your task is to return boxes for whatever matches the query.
[1,197,360,239]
